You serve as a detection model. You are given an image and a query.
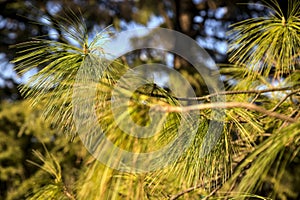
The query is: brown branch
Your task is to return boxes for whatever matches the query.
[176,86,295,101]
[202,186,221,200]
[278,106,300,131]
[169,184,202,200]
[152,102,297,123]
[270,88,300,111]
[169,178,223,200]
[63,185,76,200]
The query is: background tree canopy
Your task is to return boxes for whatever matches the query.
[0,0,299,200]
[0,0,270,97]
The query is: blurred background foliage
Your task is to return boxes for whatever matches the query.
[0,0,299,199]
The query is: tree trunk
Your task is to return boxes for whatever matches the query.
[173,0,208,96]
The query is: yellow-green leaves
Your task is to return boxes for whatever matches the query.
[228,0,300,79]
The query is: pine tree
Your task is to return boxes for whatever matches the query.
[3,0,300,199]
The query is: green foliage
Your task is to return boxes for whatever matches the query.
[228,0,300,78]
[2,0,300,199]
[0,100,86,200]
[220,0,300,199]
[12,12,87,136]
[11,9,231,200]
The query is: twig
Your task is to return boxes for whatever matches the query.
[169,184,203,200]
[278,106,300,131]
[63,185,76,200]
[202,186,221,200]
[250,92,261,104]
[176,86,294,101]
[152,102,297,123]
[270,88,300,111]
[169,179,222,200]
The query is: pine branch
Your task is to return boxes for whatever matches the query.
[169,177,222,200]
[63,185,76,200]
[176,86,296,101]
[152,102,296,123]
[169,184,202,200]
[270,88,300,111]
